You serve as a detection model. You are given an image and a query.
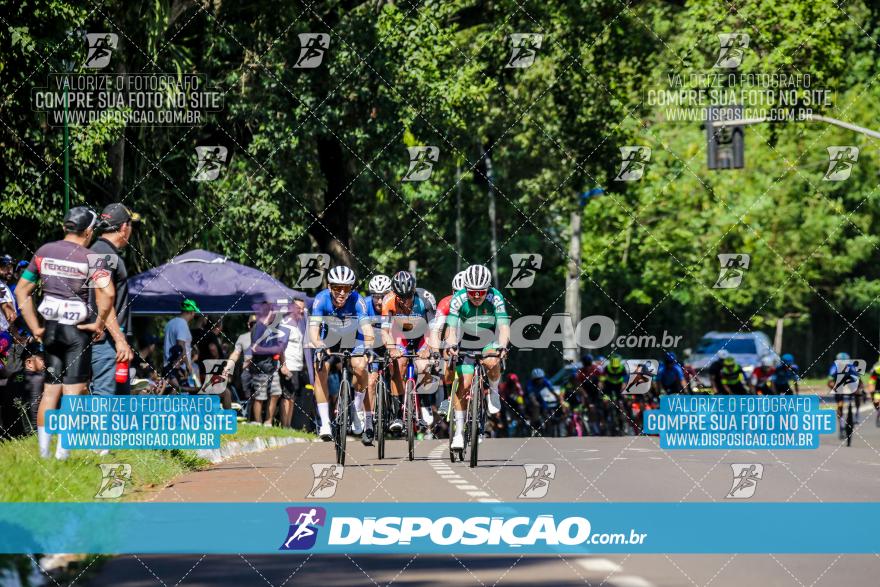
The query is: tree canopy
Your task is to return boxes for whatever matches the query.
[4,0,880,374]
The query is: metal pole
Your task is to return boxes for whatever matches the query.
[709,114,880,140]
[456,163,462,272]
[485,153,499,285]
[563,207,582,362]
[63,73,70,213]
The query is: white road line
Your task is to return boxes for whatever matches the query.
[576,559,656,587]
[466,491,490,497]
[608,575,655,587]
[576,558,623,573]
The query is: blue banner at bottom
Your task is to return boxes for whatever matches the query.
[0,502,876,554]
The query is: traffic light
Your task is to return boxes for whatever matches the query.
[706,104,744,169]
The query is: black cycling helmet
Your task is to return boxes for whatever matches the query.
[391,270,416,298]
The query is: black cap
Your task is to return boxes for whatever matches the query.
[22,341,44,359]
[0,254,12,266]
[63,206,98,232]
[100,203,141,230]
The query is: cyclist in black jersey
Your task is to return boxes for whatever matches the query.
[15,207,118,459]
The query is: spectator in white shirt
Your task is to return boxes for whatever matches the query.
[279,298,308,428]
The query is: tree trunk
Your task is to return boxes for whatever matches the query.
[310,135,356,269]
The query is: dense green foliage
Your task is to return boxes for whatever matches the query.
[4,0,880,373]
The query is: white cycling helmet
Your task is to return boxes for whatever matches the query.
[451,270,466,292]
[327,265,356,286]
[368,274,392,294]
[463,264,492,290]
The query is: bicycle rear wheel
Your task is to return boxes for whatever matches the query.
[336,378,350,465]
[377,376,386,459]
[406,379,416,461]
[469,374,481,468]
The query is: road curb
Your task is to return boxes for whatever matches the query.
[195,435,309,464]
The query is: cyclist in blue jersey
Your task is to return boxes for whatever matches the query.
[308,266,375,441]
[656,352,686,394]
[772,353,800,395]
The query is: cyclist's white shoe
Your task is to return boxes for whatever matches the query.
[487,390,501,415]
[319,423,332,441]
[451,433,465,450]
[420,407,434,427]
[352,410,365,435]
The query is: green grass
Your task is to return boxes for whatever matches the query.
[222,423,314,444]
[798,378,830,394]
[0,426,314,503]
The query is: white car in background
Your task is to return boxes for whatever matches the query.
[686,331,777,387]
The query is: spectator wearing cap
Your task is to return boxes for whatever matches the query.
[89,203,139,395]
[164,299,200,382]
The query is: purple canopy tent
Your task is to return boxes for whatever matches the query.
[128,249,311,315]
[128,249,315,385]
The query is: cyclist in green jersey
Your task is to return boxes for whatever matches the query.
[444,264,510,450]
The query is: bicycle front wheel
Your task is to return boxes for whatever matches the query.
[406,378,416,461]
[377,376,386,459]
[469,375,481,468]
[336,378,350,465]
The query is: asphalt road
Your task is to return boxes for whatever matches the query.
[87,403,880,587]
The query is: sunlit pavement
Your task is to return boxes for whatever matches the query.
[87,404,880,586]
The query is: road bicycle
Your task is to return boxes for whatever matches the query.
[372,353,392,459]
[317,350,365,466]
[448,349,500,468]
[396,352,441,461]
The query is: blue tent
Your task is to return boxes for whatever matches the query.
[128,249,311,315]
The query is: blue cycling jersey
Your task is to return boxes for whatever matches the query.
[773,363,800,386]
[657,363,684,388]
[310,289,370,342]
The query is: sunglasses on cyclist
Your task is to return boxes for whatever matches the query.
[467,288,488,297]
[329,284,352,293]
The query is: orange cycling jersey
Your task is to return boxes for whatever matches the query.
[381,291,435,345]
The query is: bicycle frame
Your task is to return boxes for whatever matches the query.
[372,354,391,459]
[317,350,366,466]
[397,352,429,462]
[448,349,499,467]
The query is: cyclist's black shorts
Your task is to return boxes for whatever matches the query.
[603,383,623,399]
[370,345,387,371]
[43,320,92,385]
[774,384,793,395]
[660,382,684,394]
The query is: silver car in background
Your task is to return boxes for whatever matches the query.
[686,331,777,388]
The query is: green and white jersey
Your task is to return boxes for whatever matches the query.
[446,287,510,337]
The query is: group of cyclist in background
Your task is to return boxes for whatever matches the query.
[491,350,880,439]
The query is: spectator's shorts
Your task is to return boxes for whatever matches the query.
[248,357,281,400]
[43,320,92,385]
[280,370,306,400]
